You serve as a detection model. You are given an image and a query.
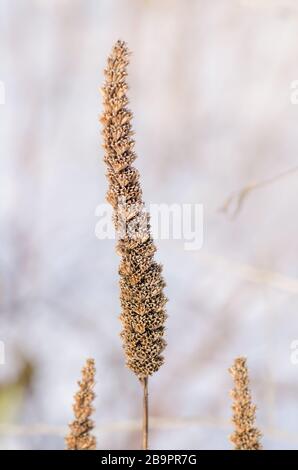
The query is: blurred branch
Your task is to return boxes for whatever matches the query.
[198,252,298,294]
[219,166,298,218]
[1,417,298,445]
[0,418,225,438]
[238,0,298,10]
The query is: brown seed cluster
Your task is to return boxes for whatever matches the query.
[65,358,97,450]
[100,40,167,378]
[229,357,262,450]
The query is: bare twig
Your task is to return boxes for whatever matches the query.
[219,166,298,218]
[198,251,298,294]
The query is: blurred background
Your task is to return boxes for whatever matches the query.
[1,0,298,450]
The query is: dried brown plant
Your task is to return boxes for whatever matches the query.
[100,39,168,449]
[229,356,262,450]
[65,358,96,450]
[100,40,167,380]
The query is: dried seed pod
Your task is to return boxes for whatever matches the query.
[65,359,96,450]
[229,357,262,450]
[100,40,167,379]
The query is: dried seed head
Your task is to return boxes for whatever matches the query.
[229,357,262,450]
[100,40,167,379]
[65,359,96,450]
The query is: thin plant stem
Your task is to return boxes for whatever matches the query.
[142,377,149,450]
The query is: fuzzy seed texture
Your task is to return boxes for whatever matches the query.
[65,358,97,450]
[229,357,262,450]
[100,40,167,378]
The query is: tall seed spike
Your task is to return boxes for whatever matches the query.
[100,40,167,380]
[65,358,97,450]
[229,357,262,450]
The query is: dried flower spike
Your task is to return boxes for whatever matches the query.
[65,358,96,450]
[229,357,262,450]
[100,40,167,379]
